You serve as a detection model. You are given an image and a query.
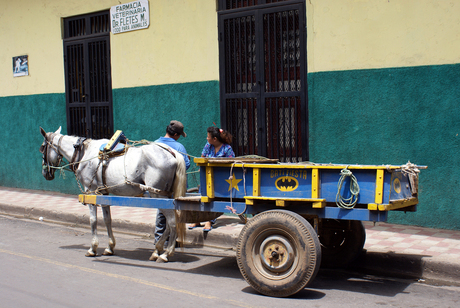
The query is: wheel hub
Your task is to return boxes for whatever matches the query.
[259,235,294,273]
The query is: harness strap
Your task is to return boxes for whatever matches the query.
[125,181,173,197]
[154,143,176,158]
[44,134,64,173]
[71,137,87,172]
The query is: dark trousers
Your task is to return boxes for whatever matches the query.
[154,212,166,244]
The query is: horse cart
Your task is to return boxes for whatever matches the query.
[78,157,424,297]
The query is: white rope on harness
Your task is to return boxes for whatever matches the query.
[336,167,360,209]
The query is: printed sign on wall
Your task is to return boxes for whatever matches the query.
[13,55,28,77]
[111,0,150,34]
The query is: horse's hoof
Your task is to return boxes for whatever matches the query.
[156,254,168,263]
[156,257,167,263]
[85,251,97,257]
[102,249,114,256]
[149,251,159,261]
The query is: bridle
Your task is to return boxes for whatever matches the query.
[40,133,64,179]
[40,133,89,180]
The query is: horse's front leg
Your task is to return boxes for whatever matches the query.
[101,205,116,255]
[85,204,99,257]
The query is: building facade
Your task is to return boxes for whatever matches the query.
[1,0,459,230]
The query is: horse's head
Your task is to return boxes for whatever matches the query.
[39,126,62,181]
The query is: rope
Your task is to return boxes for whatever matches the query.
[335,167,360,209]
[400,161,420,195]
[226,161,248,222]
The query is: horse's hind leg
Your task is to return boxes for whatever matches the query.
[102,205,116,255]
[156,210,177,263]
[150,224,170,261]
[85,204,99,257]
[158,226,177,263]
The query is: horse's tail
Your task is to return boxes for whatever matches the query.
[172,153,187,198]
[172,154,187,248]
[175,210,186,249]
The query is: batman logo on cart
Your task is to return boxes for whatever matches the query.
[275,176,299,192]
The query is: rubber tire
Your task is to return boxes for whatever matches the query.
[318,219,366,268]
[236,210,321,297]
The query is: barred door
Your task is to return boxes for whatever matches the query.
[63,12,113,139]
[218,0,307,162]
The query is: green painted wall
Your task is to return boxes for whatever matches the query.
[112,80,221,188]
[0,81,220,194]
[308,64,460,230]
[2,70,459,230]
[0,93,80,194]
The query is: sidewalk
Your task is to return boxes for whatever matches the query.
[1,186,460,284]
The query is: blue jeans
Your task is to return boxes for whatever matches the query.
[154,212,166,244]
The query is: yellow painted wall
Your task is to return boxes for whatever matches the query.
[111,0,219,88]
[306,0,460,72]
[1,0,219,96]
[3,0,460,95]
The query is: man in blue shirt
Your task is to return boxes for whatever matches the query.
[153,120,190,245]
[155,120,190,169]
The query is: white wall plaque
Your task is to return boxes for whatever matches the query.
[111,0,150,34]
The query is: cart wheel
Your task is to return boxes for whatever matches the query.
[319,219,366,268]
[236,210,321,297]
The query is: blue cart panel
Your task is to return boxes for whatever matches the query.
[80,158,424,223]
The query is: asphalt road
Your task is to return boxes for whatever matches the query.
[1,215,459,308]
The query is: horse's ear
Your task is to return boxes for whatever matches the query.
[40,127,46,137]
[55,126,62,134]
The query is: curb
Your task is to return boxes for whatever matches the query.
[348,250,460,286]
[0,202,242,248]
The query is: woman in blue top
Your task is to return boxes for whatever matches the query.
[201,126,235,158]
[188,127,235,231]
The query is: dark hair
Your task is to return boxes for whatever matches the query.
[207,126,232,144]
[166,125,177,136]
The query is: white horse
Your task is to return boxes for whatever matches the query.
[39,127,187,262]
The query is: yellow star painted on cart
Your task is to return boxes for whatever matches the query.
[226,173,242,191]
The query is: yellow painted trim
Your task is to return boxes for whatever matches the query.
[375,169,384,204]
[380,198,418,211]
[79,195,97,204]
[311,168,320,198]
[244,196,326,202]
[194,161,402,170]
[276,200,285,207]
[201,196,211,203]
[253,168,261,196]
[369,198,418,211]
[312,201,326,208]
[245,199,254,205]
[368,203,378,211]
[193,157,208,164]
[206,166,214,199]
